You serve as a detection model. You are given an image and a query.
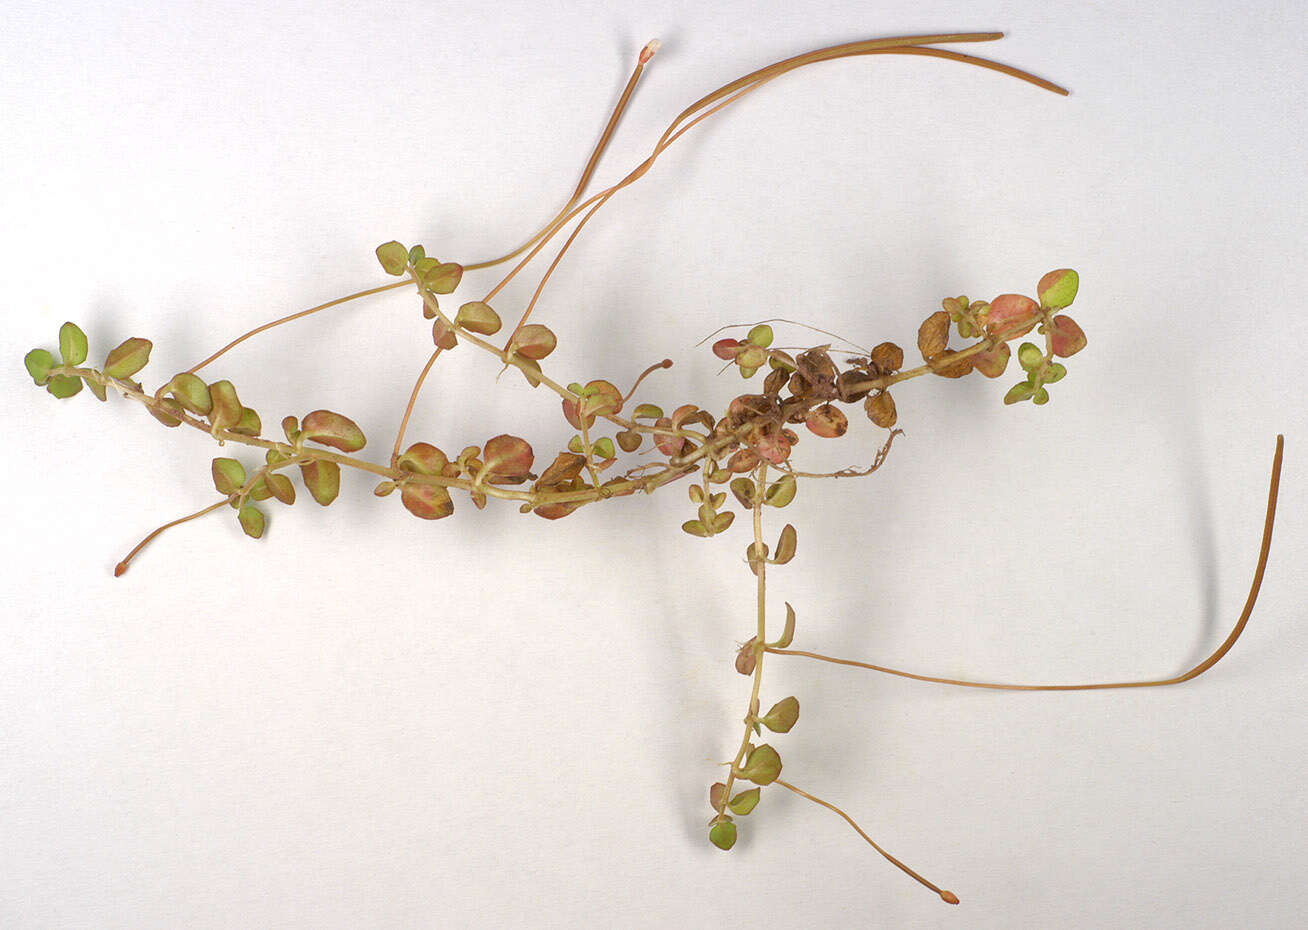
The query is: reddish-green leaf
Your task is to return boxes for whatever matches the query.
[149,397,184,428]
[208,380,242,432]
[401,482,454,519]
[83,377,107,402]
[730,477,756,508]
[509,324,557,360]
[301,410,366,452]
[237,504,265,539]
[482,434,534,482]
[616,429,642,453]
[1050,315,1087,357]
[764,474,796,508]
[681,519,710,537]
[986,294,1039,338]
[632,403,663,420]
[455,301,501,335]
[760,696,799,733]
[398,442,449,475]
[740,744,782,785]
[375,241,408,275]
[103,337,152,379]
[432,318,458,349]
[973,341,1011,379]
[773,602,796,648]
[267,473,295,505]
[230,407,262,437]
[1037,268,1079,310]
[712,338,741,360]
[421,261,463,294]
[300,460,341,505]
[211,457,246,495]
[168,373,212,415]
[774,525,797,564]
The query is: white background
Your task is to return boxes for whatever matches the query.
[2,1,1305,927]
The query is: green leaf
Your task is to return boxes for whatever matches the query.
[59,322,88,366]
[591,436,615,460]
[267,473,296,505]
[1017,342,1044,373]
[1045,362,1067,383]
[632,403,663,420]
[727,788,760,816]
[774,524,797,564]
[421,261,463,294]
[710,511,735,534]
[1032,386,1050,405]
[1037,268,1079,310]
[709,782,727,811]
[760,696,799,733]
[515,357,542,387]
[149,397,184,427]
[681,519,710,538]
[616,429,641,453]
[211,457,246,495]
[730,477,755,508]
[207,380,242,432]
[24,348,55,385]
[301,409,366,452]
[300,460,341,505]
[168,373,212,415]
[82,376,107,402]
[709,819,737,851]
[1004,382,1035,405]
[746,323,773,348]
[47,374,82,398]
[455,301,502,335]
[375,241,408,275]
[739,744,782,785]
[237,504,265,539]
[407,244,426,265]
[764,473,796,507]
[103,337,152,379]
[773,602,796,648]
[230,406,262,436]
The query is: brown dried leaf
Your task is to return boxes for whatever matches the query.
[917,311,950,361]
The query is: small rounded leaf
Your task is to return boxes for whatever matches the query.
[237,504,265,539]
[973,341,1011,379]
[709,819,737,851]
[870,341,904,372]
[398,442,450,475]
[267,473,296,505]
[740,744,782,786]
[728,788,760,816]
[230,407,262,437]
[1037,269,1079,310]
[168,373,212,415]
[712,338,741,360]
[773,602,796,649]
[148,397,184,428]
[864,391,897,429]
[300,460,341,505]
[774,524,797,564]
[422,261,463,294]
[103,338,152,379]
[375,241,408,275]
[455,301,502,335]
[805,403,848,438]
[760,696,800,733]
[917,311,950,360]
[986,294,1040,338]
[509,324,558,360]
[1004,381,1036,405]
[24,348,56,385]
[746,324,773,348]
[591,436,615,461]
[1017,342,1045,372]
[301,410,366,452]
[401,482,454,519]
[208,380,242,432]
[763,473,796,508]
[616,429,642,453]
[482,434,534,481]
[211,457,246,495]
[47,375,82,398]
[1050,315,1087,357]
[59,322,88,366]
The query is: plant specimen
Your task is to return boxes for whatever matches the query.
[19,32,1285,906]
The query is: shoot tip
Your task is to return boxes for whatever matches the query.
[113,561,127,577]
[640,39,661,64]
[940,890,960,905]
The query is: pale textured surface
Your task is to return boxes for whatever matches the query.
[2,1,1306,927]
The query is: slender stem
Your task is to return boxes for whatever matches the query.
[464,40,659,272]
[769,435,1285,692]
[774,778,959,905]
[114,498,229,576]
[392,347,443,466]
[185,281,409,375]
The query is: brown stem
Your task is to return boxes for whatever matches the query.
[769,435,1285,692]
[114,498,230,576]
[774,778,959,905]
